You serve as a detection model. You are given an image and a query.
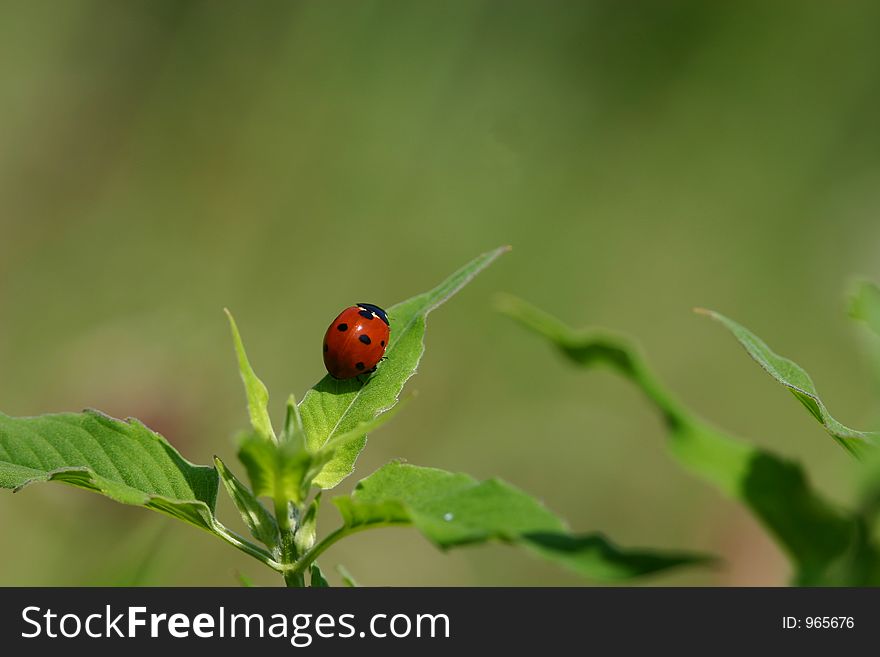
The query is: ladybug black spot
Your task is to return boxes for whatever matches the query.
[380,340,385,347]
[359,334,371,345]
[323,343,328,352]
[337,323,348,331]
[358,310,373,319]
[356,362,365,370]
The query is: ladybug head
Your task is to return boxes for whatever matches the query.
[357,303,389,326]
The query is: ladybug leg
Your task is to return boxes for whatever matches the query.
[355,366,379,385]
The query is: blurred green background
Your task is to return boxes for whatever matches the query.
[2,1,880,586]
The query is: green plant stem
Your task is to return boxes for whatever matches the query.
[211,520,283,571]
[289,521,407,579]
[275,499,294,546]
[284,570,306,587]
[274,498,301,586]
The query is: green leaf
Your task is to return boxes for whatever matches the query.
[215,456,280,553]
[336,564,359,587]
[225,309,275,442]
[237,433,323,506]
[311,396,409,488]
[333,462,711,581]
[237,401,403,507]
[849,280,880,338]
[310,563,330,587]
[299,246,509,489]
[697,309,877,457]
[0,410,218,531]
[499,295,880,584]
[521,533,717,581]
[280,394,305,445]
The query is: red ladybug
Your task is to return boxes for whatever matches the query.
[322,303,390,380]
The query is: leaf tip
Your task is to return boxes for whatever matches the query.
[224,309,244,345]
[486,244,512,264]
[493,292,519,313]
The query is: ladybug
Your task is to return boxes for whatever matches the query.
[322,303,390,380]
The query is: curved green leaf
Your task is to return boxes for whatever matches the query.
[697,309,877,457]
[280,394,305,445]
[0,410,218,531]
[333,462,712,581]
[215,456,280,553]
[499,295,879,585]
[237,433,320,506]
[310,563,330,587]
[237,400,404,507]
[225,309,275,442]
[299,246,509,489]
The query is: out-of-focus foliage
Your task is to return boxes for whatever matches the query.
[850,282,880,340]
[2,1,880,585]
[499,295,880,585]
[699,310,878,458]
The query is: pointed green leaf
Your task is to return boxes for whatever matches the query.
[310,563,330,587]
[850,280,880,339]
[0,410,218,531]
[336,564,359,587]
[237,433,324,506]
[299,247,509,489]
[225,309,275,442]
[334,462,711,581]
[698,309,877,457]
[236,571,254,587]
[500,295,880,585]
[215,457,280,553]
[237,402,404,508]
[280,394,305,445]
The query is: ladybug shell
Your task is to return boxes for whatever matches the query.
[322,303,390,380]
